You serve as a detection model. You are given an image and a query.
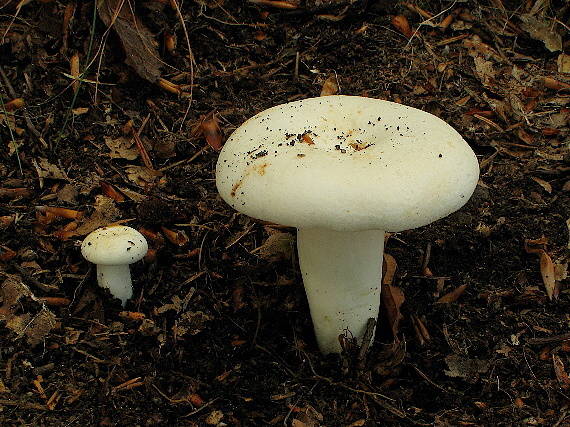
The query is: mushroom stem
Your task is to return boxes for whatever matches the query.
[297,228,384,354]
[96,264,133,306]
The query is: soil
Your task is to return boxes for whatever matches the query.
[0,0,569,426]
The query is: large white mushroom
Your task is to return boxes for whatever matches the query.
[81,225,148,306]
[216,95,479,354]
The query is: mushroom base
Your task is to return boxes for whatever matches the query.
[96,264,133,306]
[297,228,384,354]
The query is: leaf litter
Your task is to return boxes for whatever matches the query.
[1,0,570,425]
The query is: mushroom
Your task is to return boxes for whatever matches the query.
[81,225,148,306]
[216,95,479,354]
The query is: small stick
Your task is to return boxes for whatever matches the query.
[357,318,376,365]
[527,333,570,345]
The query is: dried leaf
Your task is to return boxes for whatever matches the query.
[381,284,404,337]
[251,231,294,262]
[539,250,556,300]
[97,0,162,82]
[0,277,56,346]
[320,75,339,96]
[0,215,14,229]
[24,308,57,346]
[205,410,224,425]
[291,405,323,427]
[373,340,406,375]
[391,15,412,38]
[554,262,568,282]
[473,56,497,88]
[249,0,299,9]
[173,311,213,337]
[70,52,80,93]
[437,284,467,303]
[124,165,162,186]
[519,14,562,52]
[0,246,17,261]
[161,226,189,247]
[100,182,125,202]
[558,54,570,74]
[73,196,121,236]
[34,158,68,180]
[530,176,552,193]
[4,98,24,111]
[543,77,570,91]
[411,314,431,345]
[445,354,490,383]
[104,136,138,160]
[553,355,570,389]
[382,253,397,285]
[56,184,78,204]
[201,116,223,151]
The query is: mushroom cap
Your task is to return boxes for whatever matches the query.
[216,96,479,232]
[81,225,148,265]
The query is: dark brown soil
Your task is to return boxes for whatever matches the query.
[1,1,569,426]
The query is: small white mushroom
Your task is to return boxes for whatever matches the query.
[81,225,148,306]
[216,95,480,354]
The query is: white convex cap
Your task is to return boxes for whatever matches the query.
[81,225,148,265]
[81,225,148,306]
[216,95,479,232]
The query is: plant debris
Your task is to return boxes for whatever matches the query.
[0,0,569,425]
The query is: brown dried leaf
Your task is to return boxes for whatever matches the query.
[472,56,497,88]
[373,340,406,375]
[320,75,339,96]
[445,354,490,383]
[56,184,78,204]
[73,196,121,236]
[4,98,24,111]
[250,0,300,9]
[0,277,56,346]
[70,52,80,93]
[519,13,562,52]
[124,165,162,186]
[543,77,570,91]
[24,308,57,346]
[71,105,87,115]
[0,215,14,229]
[0,246,17,261]
[437,284,467,303]
[161,226,189,247]
[553,355,570,389]
[104,136,138,160]
[558,54,570,74]
[34,158,68,180]
[524,237,549,252]
[391,15,413,38]
[100,182,125,202]
[201,116,223,151]
[530,176,552,193]
[381,284,404,337]
[251,231,294,262]
[173,311,213,337]
[539,250,557,300]
[97,0,162,82]
[382,253,397,285]
[291,405,323,427]
[555,262,568,282]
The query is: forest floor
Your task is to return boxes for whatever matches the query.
[0,0,569,425]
